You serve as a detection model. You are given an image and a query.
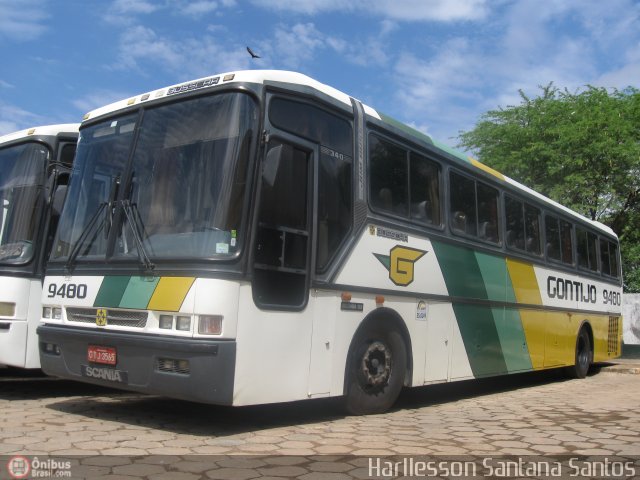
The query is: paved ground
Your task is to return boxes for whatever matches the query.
[0,360,639,479]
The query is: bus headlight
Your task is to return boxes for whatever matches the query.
[159,315,173,329]
[52,307,62,320]
[0,302,15,317]
[198,315,223,335]
[176,316,191,331]
[43,306,52,319]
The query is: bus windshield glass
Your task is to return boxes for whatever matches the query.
[51,92,256,263]
[0,142,48,265]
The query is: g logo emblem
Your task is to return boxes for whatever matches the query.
[96,309,107,327]
[374,246,427,286]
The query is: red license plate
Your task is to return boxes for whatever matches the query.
[88,345,116,365]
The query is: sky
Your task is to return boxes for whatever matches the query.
[1,0,639,149]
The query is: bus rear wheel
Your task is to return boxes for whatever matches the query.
[343,322,406,415]
[568,327,592,379]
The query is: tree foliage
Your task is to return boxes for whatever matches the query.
[457,84,640,291]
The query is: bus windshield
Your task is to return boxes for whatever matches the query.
[51,92,256,264]
[0,142,48,265]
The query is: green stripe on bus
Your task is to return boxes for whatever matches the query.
[494,307,533,372]
[452,303,508,376]
[475,252,508,302]
[119,276,160,309]
[432,241,488,300]
[93,276,131,308]
[377,112,434,146]
[432,242,509,376]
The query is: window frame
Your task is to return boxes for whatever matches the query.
[448,168,501,246]
[367,131,443,230]
[504,193,542,256]
[543,213,575,266]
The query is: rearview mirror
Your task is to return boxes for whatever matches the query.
[51,185,68,217]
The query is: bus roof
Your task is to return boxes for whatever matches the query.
[80,70,615,239]
[0,124,79,146]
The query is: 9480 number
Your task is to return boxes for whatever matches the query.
[603,289,621,306]
[47,283,88,299]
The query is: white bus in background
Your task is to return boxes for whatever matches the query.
[0,124,78,369]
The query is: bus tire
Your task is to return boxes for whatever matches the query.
[568,327,592,379]
[343,321,407,415]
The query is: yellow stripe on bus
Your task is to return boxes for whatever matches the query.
[517,310,545,369]
[147,277,196,312]
[506,258,545,369]
[470,158,505,180]
[506,258,542,305]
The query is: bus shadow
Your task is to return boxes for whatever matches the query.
[43,368,574,437]
[0,370,121,401]
[394,368,569,411]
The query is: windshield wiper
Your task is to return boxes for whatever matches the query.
[120,199,155,271]
[65,202,107,272]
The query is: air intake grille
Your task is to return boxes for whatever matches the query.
[608,316,620,354]
[66,307,148,328]
[156,358,190,375]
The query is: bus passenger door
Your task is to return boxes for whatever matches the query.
[236,139,316,404]
[252,139,313,310]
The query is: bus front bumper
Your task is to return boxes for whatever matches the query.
[37,324,236,405]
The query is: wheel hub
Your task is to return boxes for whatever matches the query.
[361,341,391,386]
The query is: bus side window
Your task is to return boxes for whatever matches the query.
[449,171,499,244]
[576,227,598,271]
[560,220,574,264]
[543,216,575,265]
[600,238,619,278]
[369,135,408,217]
[525,204,541,255]
[449,172,476,236]
[410,153,440,226]
[505,196,523,250]
[477,182,499,243]
[505,196,541,255]
[317,151,351,272]
[545,215,561,261]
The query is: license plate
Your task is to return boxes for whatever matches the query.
[87,345,116,365]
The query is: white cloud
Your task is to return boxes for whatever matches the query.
[249,0,488,21]
[0,0,48,41]
[386,0,640,146]
[268,22,389,69]
[0,102,43,136]
[270,23,327,68]
[112,0,158,14]
[372,0,488,21]
[71,90,134,114]
[105,0,236,24]
[181,1,220,16]
[595,61,640,90]
[112,25,251,78]
[0,79,15,88]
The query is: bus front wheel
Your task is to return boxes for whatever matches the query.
[568,327,592,379]
[343,322,407,415]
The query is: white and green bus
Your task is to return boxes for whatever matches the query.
[38,71,621,414]
[0,124,78,369]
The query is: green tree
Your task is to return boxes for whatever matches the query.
[457,84,640,291]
